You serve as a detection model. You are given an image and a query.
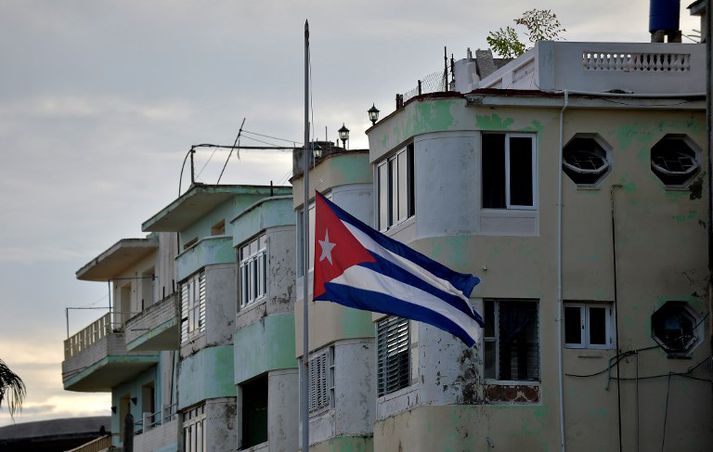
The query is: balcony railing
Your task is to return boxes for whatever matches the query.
[138,403,178,434]
[64,313,112,359]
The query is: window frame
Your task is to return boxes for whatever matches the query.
[376,143,415,231]
[308,346,334,414]
[181,271,206,343]
[482,132,538,211]
[563,302,615,350]
[239,234,267,308]
[483,299,540,384]
[182,404,207,452]
[376,316,411,397]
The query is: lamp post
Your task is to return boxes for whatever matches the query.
[368,104,380,125]
[338,124,350,149]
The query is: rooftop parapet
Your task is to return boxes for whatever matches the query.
[455,41,705,95]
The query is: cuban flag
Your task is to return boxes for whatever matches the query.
[313,192,484,347]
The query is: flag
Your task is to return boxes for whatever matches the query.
[313,191,483,347]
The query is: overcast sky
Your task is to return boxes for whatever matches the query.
[0,1,701,426]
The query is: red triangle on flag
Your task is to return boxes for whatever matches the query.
[313,192,375,298]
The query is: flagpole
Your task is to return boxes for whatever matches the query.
[301,19,310,452]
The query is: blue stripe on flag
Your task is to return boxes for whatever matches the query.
[358,255,484,327]
[317,282,478,347]
[323,196,480,297]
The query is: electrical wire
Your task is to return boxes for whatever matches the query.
[242,129,301,145]
[242,134,287,148]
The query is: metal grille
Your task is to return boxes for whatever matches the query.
[402,70,447,104]
[308,347,332,412]
[377,316,410,396]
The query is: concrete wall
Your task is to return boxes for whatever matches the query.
[366,96,711,451]
[180,263,237,357]
[307,340,375,448]
[204,397,237,452]
[177,346,236,410]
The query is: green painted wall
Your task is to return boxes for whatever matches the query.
[233,314,297,384]
[176,236,234,281]
[178,346,236,409]
[232,197,295,247]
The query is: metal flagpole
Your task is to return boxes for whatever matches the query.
[301,19,310,452]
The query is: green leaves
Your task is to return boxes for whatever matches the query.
[486,26,526,59]
[0,359,26,419]
[487,9,566,58]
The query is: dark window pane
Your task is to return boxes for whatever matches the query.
[484,341,496,379]
[484,300,494,338]
[509,136,534,206]
[589,307,607,345]
[564,306,583,344]
[482,134,506,208]
[242,376,268,448]
[498,301,538,380]
[389,159,398,226]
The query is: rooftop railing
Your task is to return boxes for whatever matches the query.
[63,311,138,359]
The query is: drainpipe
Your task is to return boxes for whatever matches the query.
[610,184,623,452]
[557,90,568,452]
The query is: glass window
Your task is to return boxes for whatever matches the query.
[564,302,614,349]
[483,299,539,381]
[482,133,536,209]
[239,234,267,308]
[376,144,415,230]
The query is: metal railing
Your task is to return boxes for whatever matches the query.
[138,403,178,434]
[401,70,447,105]
[63,311,140,359]
[64,313,113,359]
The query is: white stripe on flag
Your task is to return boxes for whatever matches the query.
[330,265,481,344]
[343,222,474,307]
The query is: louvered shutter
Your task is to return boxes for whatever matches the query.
[198,272,206,333]
[377,316,410,396]
[180,282,190,343]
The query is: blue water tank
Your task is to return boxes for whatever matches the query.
[649,0,680,33]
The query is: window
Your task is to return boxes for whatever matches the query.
[564,302,614,349]
[183,237,198,250]
[183,404,206,452]
[308,346,334,413]
[483,300,539,381]
[180,272,206,343]
[651,301,701,356]
[482,133,536,209]
[377,144,414,230]
[241,375,267,449]
[211,220,225,236]
[651,134,700,186]
[562,135,611,185]
[377,316,410,396]
[239,234,267,307]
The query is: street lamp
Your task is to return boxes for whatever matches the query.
[368,104,380,125]
[338,124,350,149]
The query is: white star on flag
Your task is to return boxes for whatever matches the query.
[318,229,336,265]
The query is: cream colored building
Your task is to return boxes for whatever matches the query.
[364,40,711,451]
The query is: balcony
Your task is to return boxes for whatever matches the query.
[133,404,179,451]
[125,293,180,352]
[62,313,159,392]
[176,235,234,281]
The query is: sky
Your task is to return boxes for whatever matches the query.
[0,0,701,426]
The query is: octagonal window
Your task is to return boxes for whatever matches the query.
[651,135,700,187]
[563,135,611,186]
[651,301,701,356]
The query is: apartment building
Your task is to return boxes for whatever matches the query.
[62,231,179,451]
[291,144,377,451]
[141,184,292,452]
[365,40,711,451]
